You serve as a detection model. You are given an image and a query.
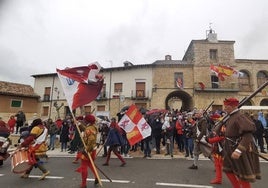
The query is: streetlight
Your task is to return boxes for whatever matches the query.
[108,60,113,112]
[53,87,64,119]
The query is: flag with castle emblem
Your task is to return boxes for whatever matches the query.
[118,104,152,146]
[56,62,103,110]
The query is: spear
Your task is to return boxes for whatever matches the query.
[214,80,268,134]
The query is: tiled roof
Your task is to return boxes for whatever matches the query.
[0,81,39,98]
[152,60,188,65]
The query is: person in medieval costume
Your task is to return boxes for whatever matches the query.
[189,110,210,169]
[19,118,50,180]
[222,98,261,188]
[0,120,11,166]
[206,113,225,184]
[75,114,99,188]
[102,117,126,167]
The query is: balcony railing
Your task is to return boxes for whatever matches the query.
[131,90,149,99]
[96,91,108,100]
[194,82,242,92]
[43,94,50,102]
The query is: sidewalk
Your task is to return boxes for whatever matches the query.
[44,146,203,160]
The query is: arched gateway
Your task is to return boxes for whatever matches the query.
[165,90,193,112]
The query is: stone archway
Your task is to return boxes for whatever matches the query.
[165,90,193,111]
[260,98,268,106]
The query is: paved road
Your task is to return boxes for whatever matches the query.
[1,150,268,188]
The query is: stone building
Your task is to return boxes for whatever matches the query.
[0,81,39,121]
[2,30,268,120]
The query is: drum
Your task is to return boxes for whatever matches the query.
[11,149,31,174]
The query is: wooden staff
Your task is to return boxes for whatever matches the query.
[95,165,112,182]
[71,113,103,187]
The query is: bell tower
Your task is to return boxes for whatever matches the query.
[206,24,218,42]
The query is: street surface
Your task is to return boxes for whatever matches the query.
[1,154,268,188]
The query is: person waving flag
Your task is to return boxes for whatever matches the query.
[56,62,104,187]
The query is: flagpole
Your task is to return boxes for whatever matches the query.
[56,63,107,186]
[70,111,103,187]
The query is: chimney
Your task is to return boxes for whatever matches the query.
[123,61,133,67]
[165,55,172,60]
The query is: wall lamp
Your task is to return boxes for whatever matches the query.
[152,84,158,93]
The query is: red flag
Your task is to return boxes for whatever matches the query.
[198,82,205,90]
[118,104,152,146]
[56,62,104,110]
[176,77,183,88]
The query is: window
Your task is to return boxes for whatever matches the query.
[174,72,183,88]
[257,71,268,88]
[97,84,106,99]
[260,99,268,106]
[97,105,105,111]
[209,49,217,60]
[84,106,92,114]
[44,87,51,101]
[211,75,219,88]
[11,99,22,108]
[238,71,251,91]
[42,106,49,116]
[114,83,122,93]
[136,82,145,98]
[102,84,106,98]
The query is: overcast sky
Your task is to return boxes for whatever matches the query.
[0,0,268,86]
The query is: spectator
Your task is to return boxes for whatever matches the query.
[162,114,175,157]
[142,116,152,158]
[98,120,109,157]
[251,113,266,153]
[183,115,195,158]
[47,118,59,150]
[151,115,163,154]
[175,115,184,152]
[258,112,268,150]
[15,111,26,134]
[59,119,70,152]
[7,115,16,134]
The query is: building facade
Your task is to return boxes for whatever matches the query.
[4,30,268,121]
[0,81,39,122]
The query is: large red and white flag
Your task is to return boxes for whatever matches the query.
[118,104,152,146]
[56,62,104,110]
[210,64,241,81]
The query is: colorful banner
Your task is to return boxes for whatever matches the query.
[118,104,152,146]
[56,62,103,110]
[210,64,241,81]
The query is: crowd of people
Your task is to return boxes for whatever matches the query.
[1,98,268,188]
